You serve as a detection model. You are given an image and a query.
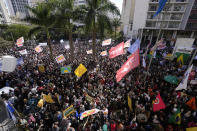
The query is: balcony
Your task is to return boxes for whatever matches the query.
[171,14,183,20]
[168,22,180,28]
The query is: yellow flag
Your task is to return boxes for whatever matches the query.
[74,64,87,77]
[186,127,197,131]
[38,65,45,72]
[177,54,184,65]
[43,94,55,103]
[37,99,44,108]
[128,95,133,112]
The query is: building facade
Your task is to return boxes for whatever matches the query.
[120,0,136,38]
[186,0,197,31]
[0,0,13,24]
[121,0,197,44]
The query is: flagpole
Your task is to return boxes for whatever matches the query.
[144,29,162,82]
[143,0,169,82]
[188,47,197,67]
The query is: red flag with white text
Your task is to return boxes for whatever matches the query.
[116,49,140,82]
[109,42,124,59]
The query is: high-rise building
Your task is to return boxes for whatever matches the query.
[0,0,13,24]
[120,0,136,38]
[121,0,197,41]
[186,0,197,31]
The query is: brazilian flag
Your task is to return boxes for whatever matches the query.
[176,52,190,65]
[168,108,181,125]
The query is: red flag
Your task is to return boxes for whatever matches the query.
[116,49,140,82]
[153,93,166,112]
[109,42,124,59]
[186,97,196,110]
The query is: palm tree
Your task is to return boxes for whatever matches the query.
[52,0,81,61]
[25,3,55,59]
[79,0,120,57]
[112,18,121,41]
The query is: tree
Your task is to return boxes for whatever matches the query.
[79,0,120,57]
[52,0,81,61]
[2,24,31,42]
[112,18,121,41]
[0,37,12,48]
[25,3,55,59]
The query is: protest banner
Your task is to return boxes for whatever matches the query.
[61,66,71,74]
[109,42,124,58]
[86,50,93,54]
[100,51,107,56]
[35,45,43,53]
[19,49,28,55]
[102,39,111,46]
[2,55,17,72]
[80,109,101,119]
[39,42,47,46]
[63,105,75,118]
[55,54,66,63]
[16,37,24,47]
[74,64,87,77]
[116,49,140,82]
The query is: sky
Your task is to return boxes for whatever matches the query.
[110,0,123,12]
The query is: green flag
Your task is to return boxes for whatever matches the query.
[164,75,179,85]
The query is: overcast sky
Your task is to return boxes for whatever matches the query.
[110,0,123,12]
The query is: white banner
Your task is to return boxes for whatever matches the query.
[19,49,28,55]
[86,50,93,54]
[39,42,47,46]
[100,51,107,56]
[102,39,111,46]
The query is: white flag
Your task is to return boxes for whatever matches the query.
[19,49,28,55]
[153,51,156,58]
[102,39,111,46]
[143,56,146,68]
[124,39,131,48]
[176,65,193,91]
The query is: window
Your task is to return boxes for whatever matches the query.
[147,13,154,19]
[156,22,168,28]
[173,5,185,11]
[149,5,157,11]
[146,21,156,27]
[163,5,172,11]
[168,22,180,28]
[171,14,182,20]
[150,0,158,2]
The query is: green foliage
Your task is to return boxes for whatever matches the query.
[25,2,55,37]
[0,37,13,48]
[25,2,56,58]
[2,24,31,41]
[78,0,120,55]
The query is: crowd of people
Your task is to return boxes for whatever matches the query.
[0,39,197,131]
